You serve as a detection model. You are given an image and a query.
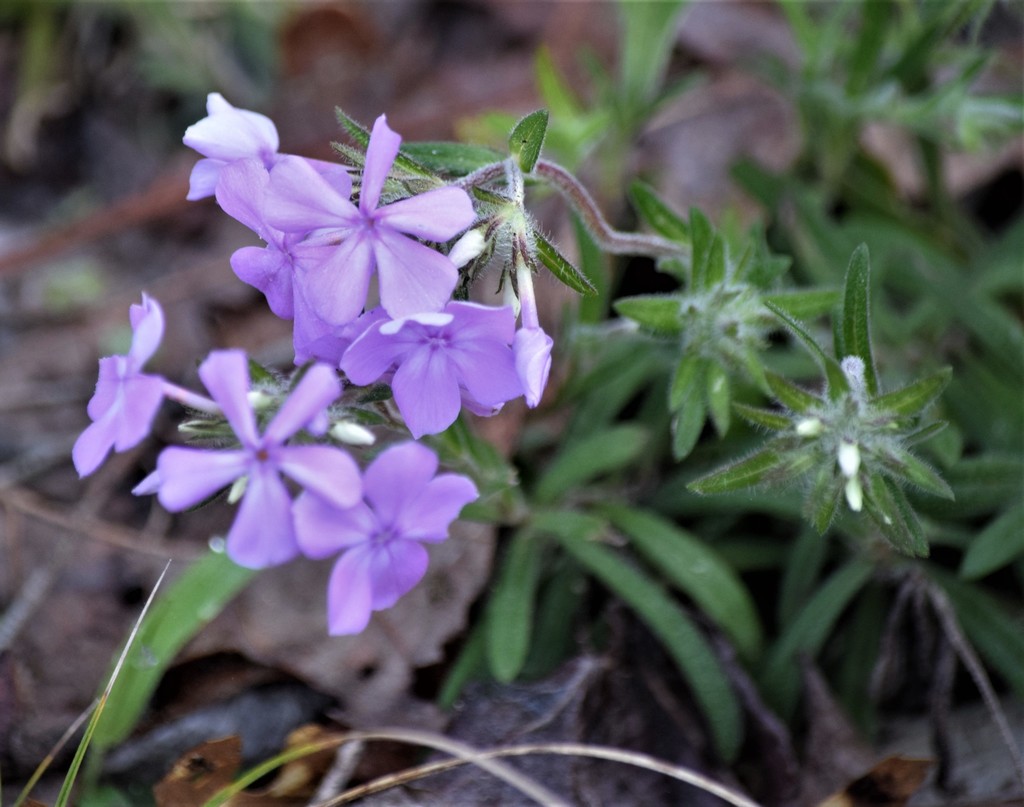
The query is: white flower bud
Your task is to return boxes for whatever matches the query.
[227,475,248,504]
[796,417,823,437]
[838,440,861,478]
[840,356,866,394]
[247,390,273,410]
[844,475,863,512]
[330,421,376,446]
[448,229,487,268]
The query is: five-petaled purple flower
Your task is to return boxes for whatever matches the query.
[74,294,166,477]
[155,350,361,568]
[341,301,524,438]
[263,115,476,325]
[294,441,478,635]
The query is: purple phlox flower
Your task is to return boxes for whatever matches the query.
[294,441,477,635]
[341,301,524,438]
[512,259,552,407]
[73,294,166,477]
[184,92,347,201]
[155,350,361,569]
[262,115,476,325]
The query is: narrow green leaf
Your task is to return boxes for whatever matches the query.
[765,370,821,413]
[533,424,648,505]
[540,510,743,761]
[841,244,878,396]
[629,181,690,243]
[535,46,582,119]
[705,361,731,436]
[689,208,715,290]
[872,368,952,417]
[764,301,850,400]
[335,107,435,178]
[733,402,791,432]
[486,531,543,682]
[763,288,841,320]
[846,0,889,95]
[778,527,829,627]
[879,446,955,500]
[864,473,928,557]
[400,142,503,177]
[960,505,1024,580]
[617,0,690,111]
[509,109,549,173]
[613,294,683,335]
[761,559,874,716]
[705,233,727,289]
[688,447,795,494]
[92,552,256,748]
[603,505,763,659]
[804,466,844,534]
[672,397,706,461]
[669,353,705,412]
[534,232,596,295]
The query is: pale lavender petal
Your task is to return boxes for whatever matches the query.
[391,347,461,438]
[187,158,224,200]
[132,469,161,496]
[449,340,522,406]
[114,375,165,450]
[264,156,359,233]
[292,286,343,365]
[297,231,374,326]
[340,320,414,385]
[446,301,515,343]
[376,186,476,241]
[367,539,429,610]
[86,356,125,421]
[362,441,437,522]
[156,447,249,510]
[306,159,352,197]
[264,363,341,444]
[215,158,271,234]
[72,407,121,477]
[128,294,165,368]
[231,246,294,319]
[360,115,401,214]
[396,474,478,541]
[198,350,259,447]
[278,444,362,510]
[325,547,374,634]
[294,493,377,559]
[226,465,299,568]
[183,94,279,162]
[373,229,457,319]
[514,326,553,407]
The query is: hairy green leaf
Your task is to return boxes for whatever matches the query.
[629,181,690,243]
[614,294,683,335]
[533,424,648,504]
[688,447,797,494]
[763,288,841,320]
[400,141,503,176]
[534,232,596,295]
[765,301,850,399]
[841,244,878,395]
[733,402,791,432]
[766,370,821,413]
[959,505,1024,580]
[509,109,549,173]
[705,361,731,436]
[486,530,543,682]
[872,368,952,417]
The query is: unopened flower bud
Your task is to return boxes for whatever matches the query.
[449,228,487,268]
[840,356,866,394]
[330,421,376,446]
[796,417,823,437]
[844,474,863,512]
[247,390,273,410]
[227,475,248,505]
[838,440,861,477]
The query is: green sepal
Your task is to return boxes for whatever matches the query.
[485,529,543,683]
[335,107,435,179]
[879,445,955,500]
[509,109,549,173]
[762,288,841,320]
[355,383,394,403]
[864,472,928,557]
[841,244,879,396]
[705,361,731,436]
[733,402,791,432]
[765,301,850,400]
[805,465,843,534]
[628,181,690,243]
[765,370,820,413]
[534,232,596,295]
[688,446,796,494]
[246,357,277,387]
[613,294,683,335]
[400,141,503,177]
[872,367,952,417]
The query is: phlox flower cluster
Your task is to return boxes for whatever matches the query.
[73,95,557,634]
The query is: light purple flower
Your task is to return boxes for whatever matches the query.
[73,294,166,477]
[341,302,524,438]
[514,327,553,408]
[294,441,478,635]
[184,92,347,201]
[155,350,361,568]
[263,115,476,324]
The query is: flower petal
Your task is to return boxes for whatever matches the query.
[198,350,259,447]
[225,465,299,568]
[396,474,478,542]
[360,115,401,214]
[156,447,249,511]
[128,294,165,368]
[391,346,461,438]
[113,374,165,450]
[376,186,476,241]
[187,158,224,201]
[264,364,341,444]
[362,441,438,522]
[294,493,377,558]
[215,158,271,235]
[296,231,375,326]
[514,326,553,407]
[183,94,279,163]
[72,406,120,477]
[86,356,125,421]
[325,547,374,634]
[373,229,457,319]
[448,339,522,407]
[278,444,362,510]
[367,539,429,610]
[231,246,295,319]
[265,156,358,234]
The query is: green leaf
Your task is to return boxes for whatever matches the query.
[778,527,829,627]
[804,466,844,534]
[335,107,435,178]
[864,473,929,557]
[761,559,874,716]
[762,288,841,320]
[733,402,791,432]
[540,509,743,761]
[613,294,683,335]
[705,361,731,436]
[879,446,955,500]
[688,447,800,494]
[841,244,878,396]
[765,301,850,400]
[669,353,705,412]
[400,141,503,176]
[846,0,889,95]
[672,398,706,461]
[765,370,821,414]
[486,530,543,682]
[617,0,690,113]
[92,552,256,748]
[509,109,549,173]
[629,181,690,243]
[533,424,648,505]
[689,208,716,290]
[535,46,582,119]
[603,505,763,660]
[534,232,596,295]
[960,505,1024,580]
[872,368,952,417]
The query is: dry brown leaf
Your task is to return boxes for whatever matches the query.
[817,756,934,807]
[153,735,243,807]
